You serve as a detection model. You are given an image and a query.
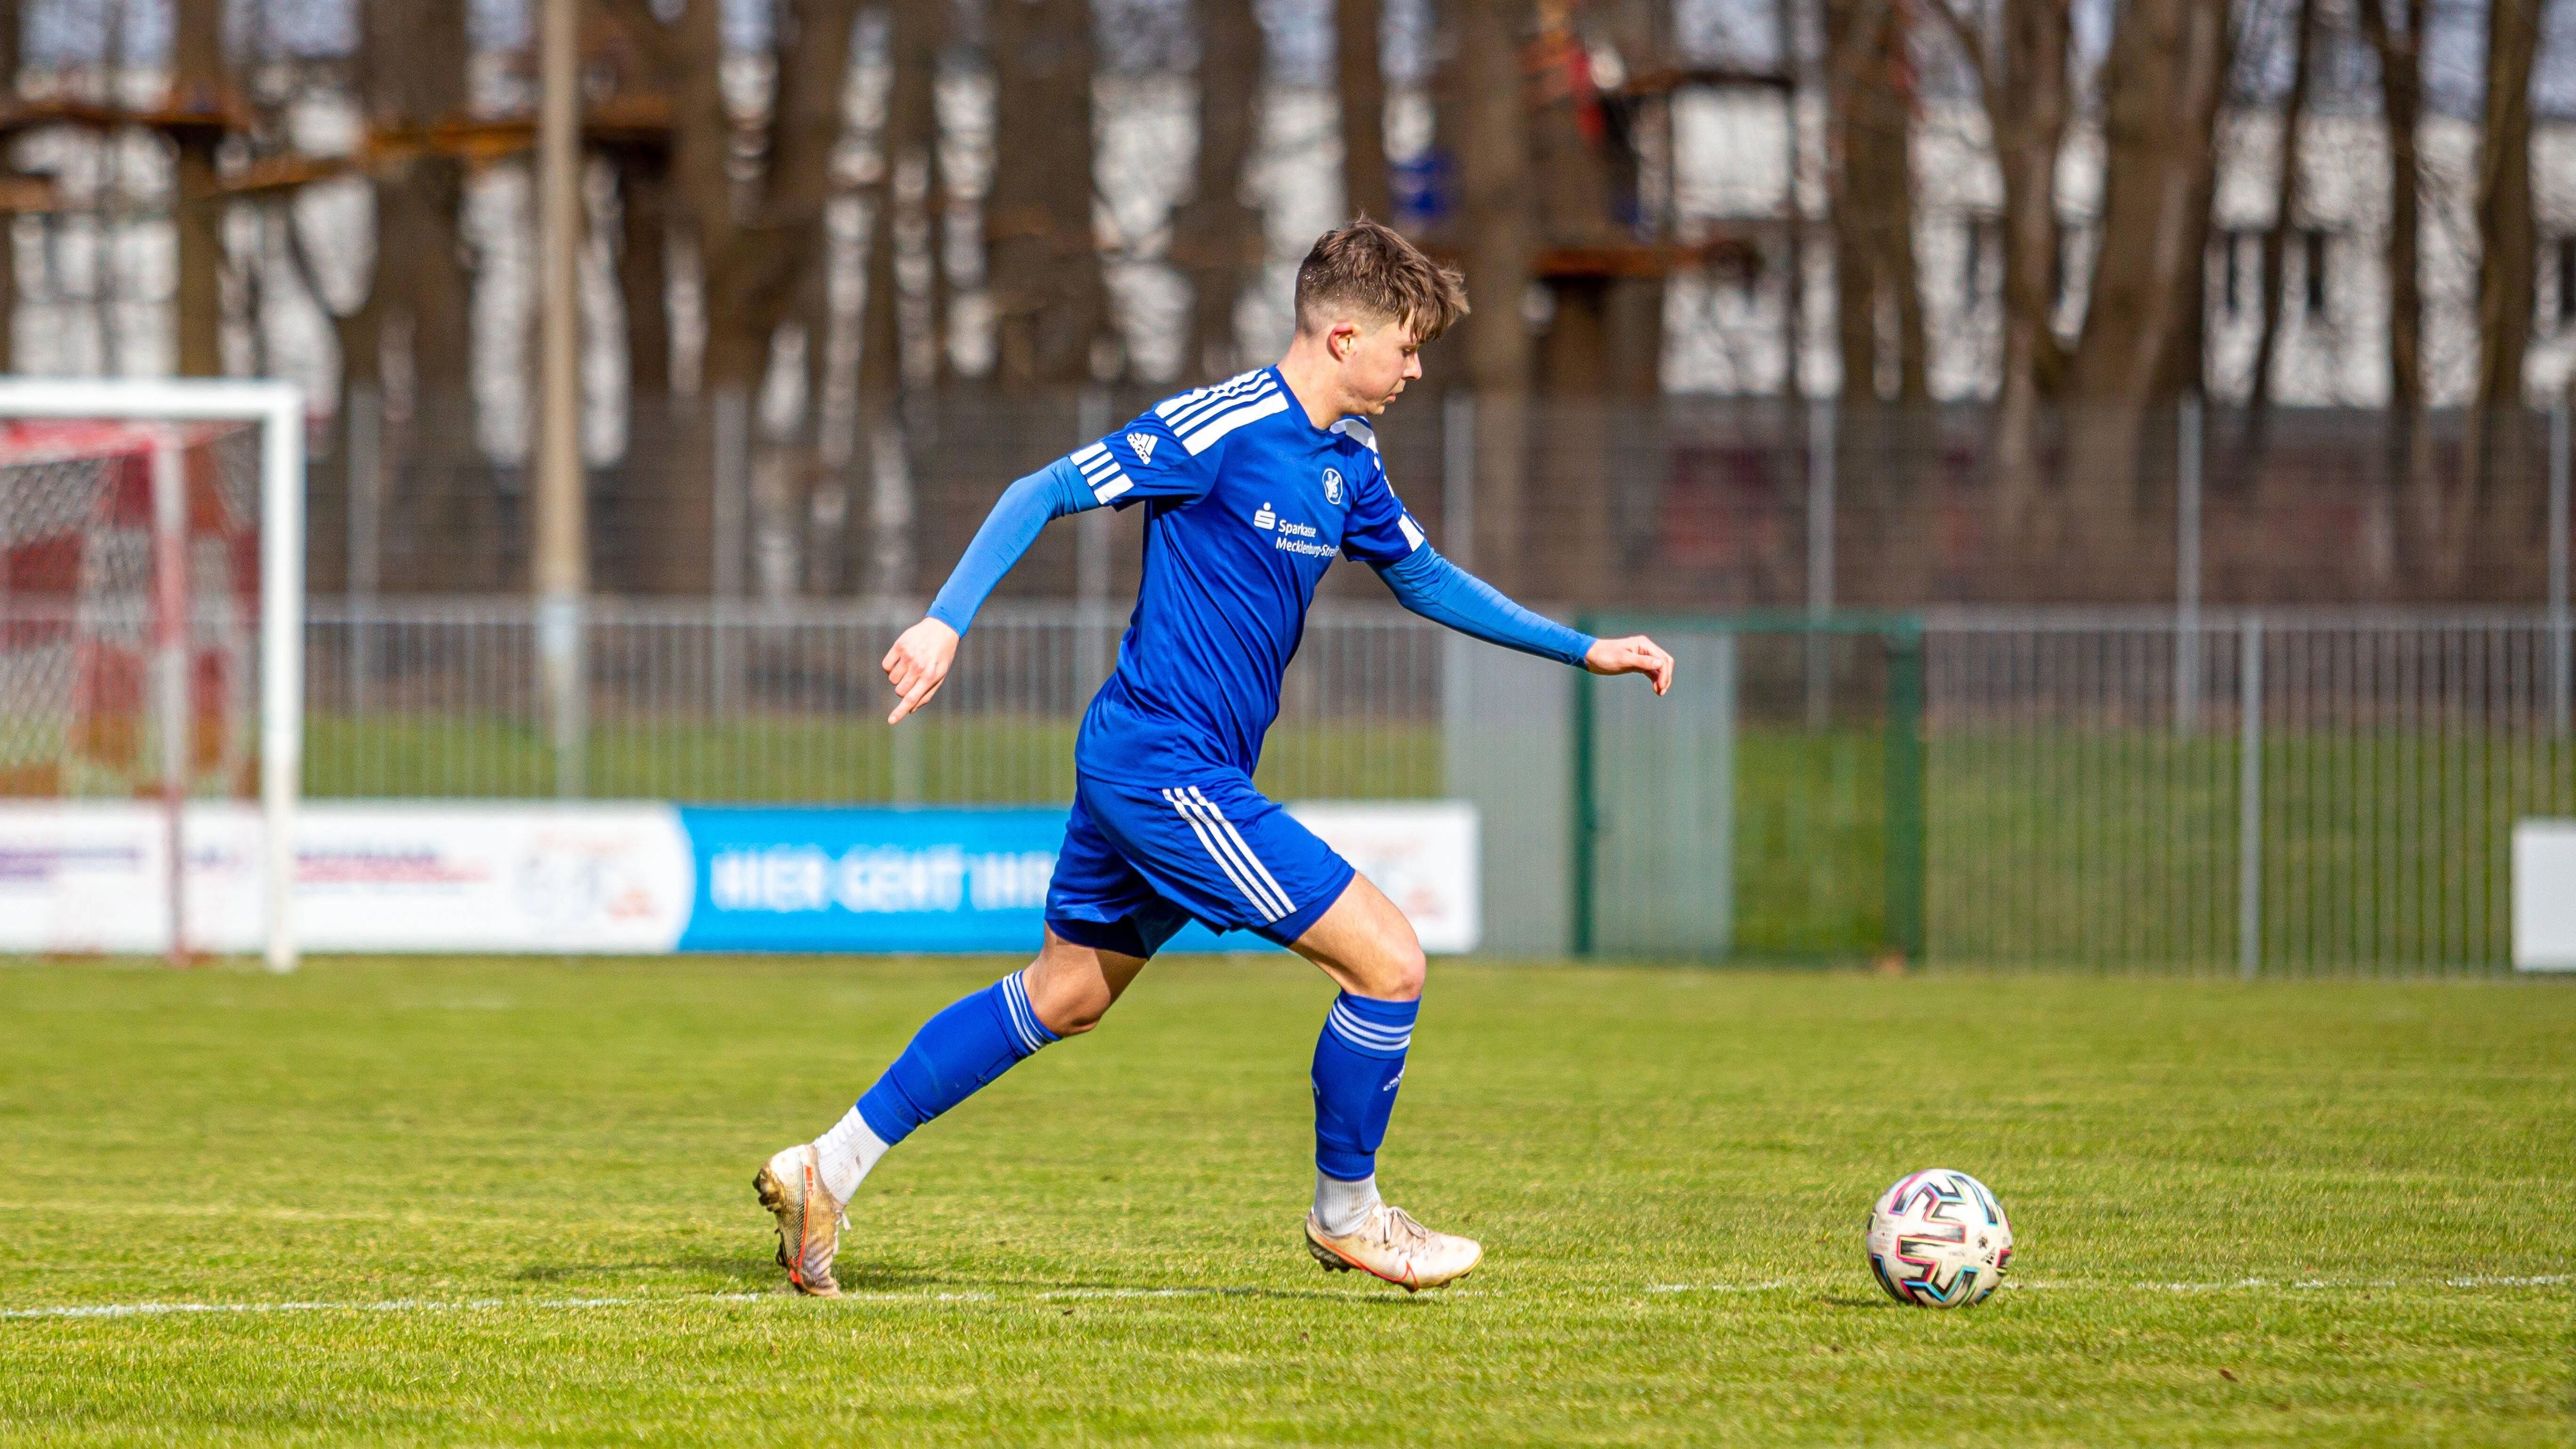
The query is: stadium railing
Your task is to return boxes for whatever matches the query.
[282,598,2575,976]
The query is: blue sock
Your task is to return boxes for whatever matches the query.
[854,970,1059,1146]
[1311,992,1418,1182]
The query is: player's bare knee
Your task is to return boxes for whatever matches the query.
[1028,973,1114,1036]
[1043,999,1111,1036]
[1359,927,1426,1002]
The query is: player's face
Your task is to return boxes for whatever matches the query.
[1334,318,1426,416]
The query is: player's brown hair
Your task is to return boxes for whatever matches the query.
[1293,218,1470,343]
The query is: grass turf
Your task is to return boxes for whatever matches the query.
[0,956,2568,1445]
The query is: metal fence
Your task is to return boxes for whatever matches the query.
[304,597,1445,807]
[1925,609,2575,977]
[293,597,2576,974]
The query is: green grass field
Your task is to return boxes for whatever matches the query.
[2,956,2569,1445]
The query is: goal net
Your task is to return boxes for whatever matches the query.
[0,380,304,968]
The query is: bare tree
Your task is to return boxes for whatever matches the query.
[615,155,671,400]
[2242,0,2317,431]
[172,0,224,377]
[1928,0,2072,532]
[1338,0,1392,224]
[2469,0,2541,514]
[279,1,476,587]
[1826,0,1927,402]
[2358,0,2428,557]
[1454,0,1532,587]
[854,0,942,598]
[987,0,1110,388]
[355,0,472,406]
[599,0,866,592]
[1179,0,1264,380]
[2061,0,2231,550]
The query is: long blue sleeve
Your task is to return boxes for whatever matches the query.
[925,457,1098,635]
[1373,547,1595,668]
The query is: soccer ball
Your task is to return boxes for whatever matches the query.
[1866,1169,2013,1307]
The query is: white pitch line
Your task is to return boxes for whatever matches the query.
[7,1273,2560,1324]
[0,1290,988,1322]
[1041,1287,1260,1301]
[1647,1274,2567,1296]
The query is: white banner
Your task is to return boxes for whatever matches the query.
[0,803,694,955]
[294,805,693,952]
[2512,820,2576,971]
[1287,801,1481,954]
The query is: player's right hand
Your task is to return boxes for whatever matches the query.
[882,617,961,724]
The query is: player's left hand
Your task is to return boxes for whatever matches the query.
[882,617,961,724]
[1584,635,1674,696]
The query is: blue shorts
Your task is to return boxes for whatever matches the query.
[1043,771,1355,957]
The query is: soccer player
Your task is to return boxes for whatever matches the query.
[756,219,1673,1295]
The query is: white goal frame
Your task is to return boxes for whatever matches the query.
[0,378,306,971]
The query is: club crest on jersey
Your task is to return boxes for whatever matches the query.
[1126,431,1158,466]
[1321,467,1343,504]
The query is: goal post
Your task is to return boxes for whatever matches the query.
[0,377,306,971]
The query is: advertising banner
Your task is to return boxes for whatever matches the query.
[0,799,1479,957]
[296,804,693,953]
[674,807,1065,953]
[0,802,694,955]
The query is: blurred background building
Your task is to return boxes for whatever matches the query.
[4,0,2576,608]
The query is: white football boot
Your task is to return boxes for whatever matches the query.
[753,1143,846,1298]
[1304,1203,1483,1291]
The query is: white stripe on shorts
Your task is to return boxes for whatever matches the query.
[1162,788,1290,922]
[1185,788,1297,919]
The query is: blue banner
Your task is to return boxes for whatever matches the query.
[675,806,1068,953]
[673,805,1285,954]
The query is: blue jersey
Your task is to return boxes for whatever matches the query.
[1070,367,1428,785]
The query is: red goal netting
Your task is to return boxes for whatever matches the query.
[0,420,264,804]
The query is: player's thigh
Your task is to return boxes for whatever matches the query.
[1287,871,1426,1003]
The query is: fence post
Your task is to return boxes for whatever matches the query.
[1076,388,1113,691]
[710,387,749,714]
[1440,390,1478,816]
[2177,394,2202,734]
[539,595,585,798]
[2239,613,2263,980]
[1883,616,1927,963]
[1570,627,1598,958]
[1444,390,1476,572]
[2551,399,2569,737]
[347,383,381,715]
[1806,397,1835,727]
